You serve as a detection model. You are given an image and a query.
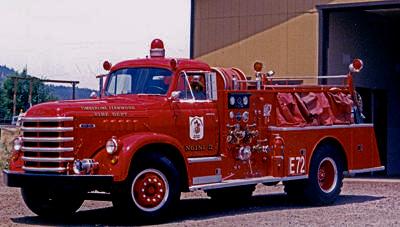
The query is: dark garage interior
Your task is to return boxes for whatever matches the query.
[318,2,400,175]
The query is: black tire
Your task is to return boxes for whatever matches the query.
[112,153,181,222]
[284,144,344,205]
[21,187,84,218]
[206,185,256,202]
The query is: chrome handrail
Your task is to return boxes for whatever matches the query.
[21,127,73,132]
[22,156,74,163]
[22,166,66,173]
[22,146,74,152]
[21,117,73,122]
[22,137,74,143]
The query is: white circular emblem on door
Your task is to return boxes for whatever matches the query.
[189,116,204,140]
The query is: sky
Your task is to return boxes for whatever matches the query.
[0,0,191,89]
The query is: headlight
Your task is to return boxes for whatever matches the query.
[106,138,118,155]
[13,137,23,151]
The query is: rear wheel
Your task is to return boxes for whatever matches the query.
[21,187,84,218]
[285,144,343,205]
[112,153,181,221]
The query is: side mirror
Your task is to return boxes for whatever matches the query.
[170,91,181,101]
[90,91,98,99]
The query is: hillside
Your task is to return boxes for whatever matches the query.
[0,65,15,83]
[46,84,95,100]
[0,65,95,100]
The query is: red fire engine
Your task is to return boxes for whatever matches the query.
[4,39,383,220]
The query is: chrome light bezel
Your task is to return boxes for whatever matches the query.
[106,138,118,155]
[13,136,23,151]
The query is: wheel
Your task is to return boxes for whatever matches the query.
[21,187,84,218]
[285,144,343,205]
[112,153,181,221]
[206,185,256,202]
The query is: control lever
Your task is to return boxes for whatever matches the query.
[246,123,258,138]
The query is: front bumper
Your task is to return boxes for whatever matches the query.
[3,170,113,191]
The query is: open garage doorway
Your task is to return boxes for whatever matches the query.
[318,1,400,176]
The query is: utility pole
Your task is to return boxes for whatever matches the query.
[12,78,18,117]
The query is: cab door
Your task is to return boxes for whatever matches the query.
[171,71,219,157]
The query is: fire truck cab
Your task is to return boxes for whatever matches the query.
[3,39,384,221]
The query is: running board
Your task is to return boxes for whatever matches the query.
[344,166,385,176]
[189,175,308,191]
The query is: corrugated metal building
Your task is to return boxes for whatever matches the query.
[191,0,400,175]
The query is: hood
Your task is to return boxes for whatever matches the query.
[25,95,169,117]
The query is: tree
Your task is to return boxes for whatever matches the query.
[0,69,57,121]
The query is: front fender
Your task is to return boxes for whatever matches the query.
[97,132,186,182]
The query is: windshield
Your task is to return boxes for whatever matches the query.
[105,67,172,95]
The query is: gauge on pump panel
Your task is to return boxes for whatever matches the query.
[236,112,242,121]
[237,97,243,106]
[229,111,235,119]
[229,96,236,106]
[242,96,249,106]
[242,111,249,122]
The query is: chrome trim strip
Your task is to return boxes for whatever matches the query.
[189,175,308,191]
[345,166,385,175]
[22,137,74,142]
[187,156,222,164]
[193,175,222,185]
[22,117,73,122]
[211,67,227,90]
[268,124,374,132]
[22,146,73,152]
[21,127,73,132]
[184,70,210,74]
[22,166,66,172]
[232,67,247,80]
[22,156,74,163]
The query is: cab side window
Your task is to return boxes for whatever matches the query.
[177,73,207,100]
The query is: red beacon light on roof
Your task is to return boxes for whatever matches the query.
[150,38,165,58]
[349,58,363,73]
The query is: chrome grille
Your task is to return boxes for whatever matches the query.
[21,117,74,173]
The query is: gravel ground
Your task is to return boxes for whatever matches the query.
[1,173,399,226]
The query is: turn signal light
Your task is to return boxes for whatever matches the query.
[349,59,363,73]
[170,58,178,70]
[103,61,112,71]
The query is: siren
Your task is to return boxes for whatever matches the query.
[349,59,363,73]
[150,39,165,58]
